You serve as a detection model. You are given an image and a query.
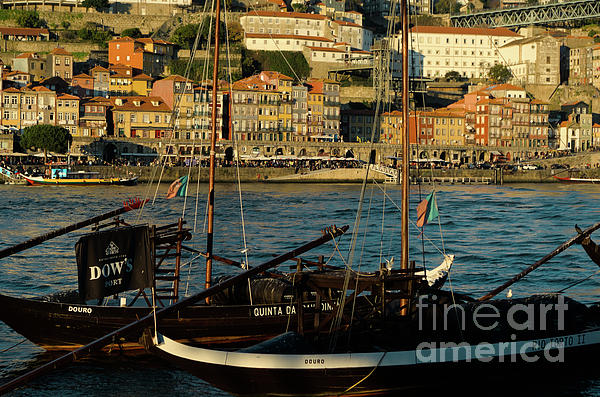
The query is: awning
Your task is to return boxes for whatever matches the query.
[490,151,502,155]
[121,153,159,157]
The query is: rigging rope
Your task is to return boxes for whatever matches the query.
[372,180,445,256]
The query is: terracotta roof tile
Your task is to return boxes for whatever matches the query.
[15,52,37,59]
[245,10,329,20]
[306,46,345,52]
[245,33,333,42]
[58,94,80,100]
[333,20,362,28]
[0,27,49,36]
[410,25,521,37]
[51,47,72,56]
[90,65,110,73]
[111,96,171,112]
[133,73,153,81]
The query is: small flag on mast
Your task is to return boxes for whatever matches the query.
[416,191,439,227]
[166,175,188,199]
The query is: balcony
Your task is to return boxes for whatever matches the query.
[259,100,281,106]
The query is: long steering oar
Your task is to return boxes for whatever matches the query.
[0,198,147,260]
[0,225,348,394]
[479,221,600,301]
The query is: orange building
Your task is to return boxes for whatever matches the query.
[108,37,176,77]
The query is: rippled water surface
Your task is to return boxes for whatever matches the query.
[2,182,600,396]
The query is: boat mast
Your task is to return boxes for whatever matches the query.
[399,0,412,315]
[401,0,409,272]
[205,0,222,300]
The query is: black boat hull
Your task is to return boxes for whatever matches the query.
[151,329,600,396]
[0,293,328,354]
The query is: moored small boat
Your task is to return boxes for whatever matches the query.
[553,175,600,184]
[23,171,138,186]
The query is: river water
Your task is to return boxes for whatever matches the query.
[2,181,600,396]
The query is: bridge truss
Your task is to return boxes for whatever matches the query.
[451,0,600,28]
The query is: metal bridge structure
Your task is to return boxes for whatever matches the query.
[450,0,600,28]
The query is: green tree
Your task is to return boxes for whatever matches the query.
[16,11,43,28]
[61,20,71,30]
[20,125,72,163]
[488,64,512,83]
[242,49,310,81]
[121,27,143,38]
[434,0,460,14]
[292,3,307,12]
[444,70,462,81]
[226,21,244,43]
[171,23,200,50]
[81,0,110,12]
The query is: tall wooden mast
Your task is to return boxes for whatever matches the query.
[206,0,222,299]
[401,0,410,272]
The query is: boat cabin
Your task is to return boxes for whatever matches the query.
[50,167,100,180]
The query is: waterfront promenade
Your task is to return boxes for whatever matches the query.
[51,165,594,184]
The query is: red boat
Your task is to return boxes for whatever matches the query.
[553,175,600,183]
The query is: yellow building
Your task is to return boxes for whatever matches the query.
[432,109,466,146]
[56,93,80,136]
[380,110,403,144]
[111,96,171,138]
[231,71,295,141]
[307,81,324,139]
[132,73,153,96]
[109,71,133,97]
[1,87,23,131]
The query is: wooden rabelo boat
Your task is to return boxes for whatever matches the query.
[0,201,356,353]
[143,1,600,395]
[23,170,138,186]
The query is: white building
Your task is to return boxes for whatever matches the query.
[399,26,522,79]
[244,33,335,52]
[240,11,332,40]
[498,35,561,86]
[332,20,372,51]
[558,120,592,152]
[240,11,373,53]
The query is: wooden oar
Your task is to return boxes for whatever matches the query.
[0,198,147,260]
[0,225,348,394]
[479,221,600,301]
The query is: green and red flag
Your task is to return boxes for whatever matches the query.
[166,175,188,199]
[416,191,439,227]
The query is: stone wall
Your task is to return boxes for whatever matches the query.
[340,85,375,103]
[77,165,300,182]
[38,10,173,34]
[0,40,102,55]
[67,165,578,183]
